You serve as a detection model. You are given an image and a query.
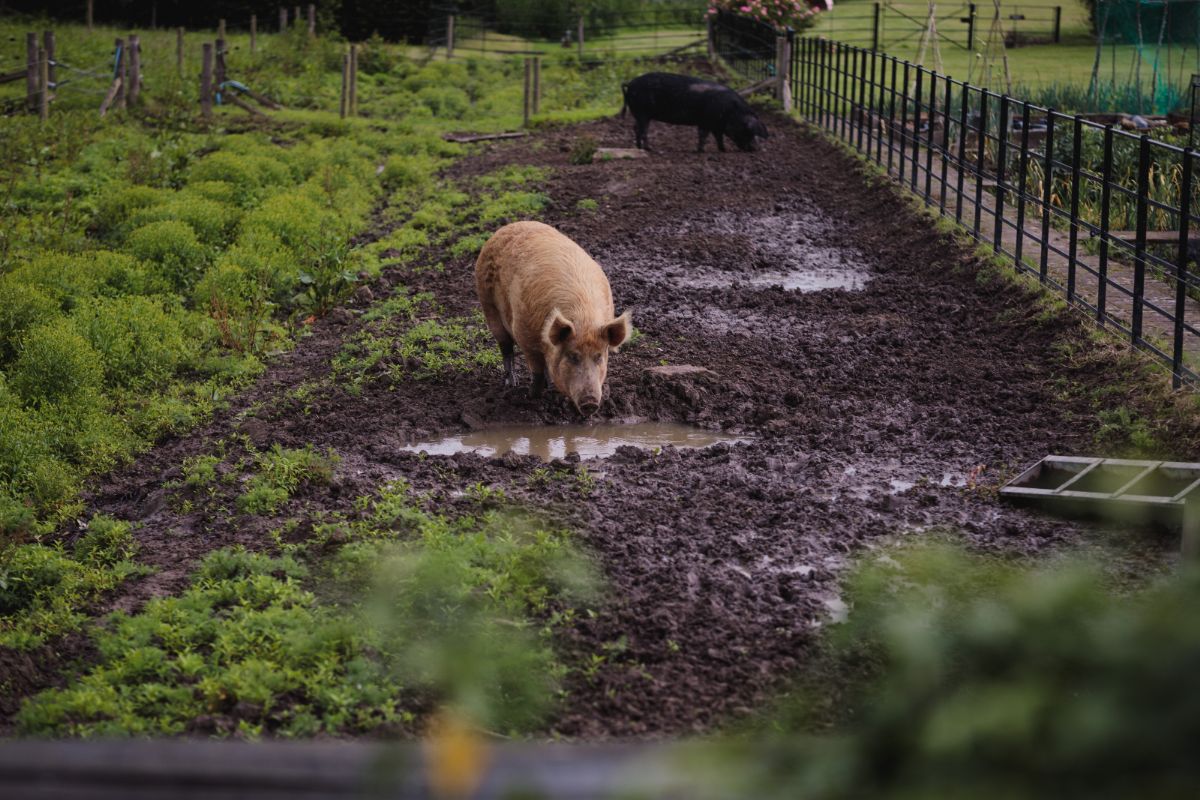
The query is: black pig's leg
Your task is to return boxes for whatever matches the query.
[697,128,708,152]
[635,116,651,150]
[715,132,726,152]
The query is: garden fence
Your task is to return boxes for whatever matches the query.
[713,14,1200,390]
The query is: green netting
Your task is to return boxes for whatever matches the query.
[1089,0,1200,112]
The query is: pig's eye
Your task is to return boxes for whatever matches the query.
[567,352,581,366]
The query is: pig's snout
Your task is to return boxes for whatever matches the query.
[576,395,601,416]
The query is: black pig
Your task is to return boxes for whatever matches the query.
[620,72,770,153]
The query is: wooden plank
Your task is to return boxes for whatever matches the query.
[442,131,527,143]
[0,67,26,83]
[737,76,775,97]
[1090,230,1183,243]
[228,94,268,116]
[98,76,122,117]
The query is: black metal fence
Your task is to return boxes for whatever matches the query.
[710,10,779,85]
[714,11,1199,389]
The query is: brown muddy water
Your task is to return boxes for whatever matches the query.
[399,422,750,460]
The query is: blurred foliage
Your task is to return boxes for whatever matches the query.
[719,542,1200,799]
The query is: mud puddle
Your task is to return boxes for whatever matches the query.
[400,422,749,460]
[643,210,874,293]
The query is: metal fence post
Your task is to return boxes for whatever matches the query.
[1014,104,1032,267]
[1039,112,1057,282]
[974,91,989,238]
[993,94,1010,253]
[887,57,898,170]
[841,43,851,140]
[1174,148,1194,388]
[857,47,868,150]
[1132,134,1152,344]
[866,48,877,155]
[899,61,911,179]
[912,66,923,191]
[1067,116,1084,305]
[956,82,969,223]
[1097,125,1114,325]
[940,74,953,214]
[924,71,937,202]
[873,2,881,51]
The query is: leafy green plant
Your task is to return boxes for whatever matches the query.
[238,445,340,515]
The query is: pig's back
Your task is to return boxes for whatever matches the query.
[626,72,736,124]
[476,221,613,352]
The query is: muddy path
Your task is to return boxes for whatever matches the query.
[3,110,1189,735]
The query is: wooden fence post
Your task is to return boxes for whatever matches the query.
[87,0,93,31]
[340,52,348,118]
[26,32,37,113]
[201,42,213,118]
[778,34,792,112]
[177,27,184,74]
[349,44,358,116]
[218,18,225,40]
[578,15,584,59]
[447,15,454,58]
[523,57,531,127]
[128,34,140,106]
[532,56,540,115]
[308,4,315,36]
[215,36,226,89]
[294,6,301,28]
[706,17,714,61]
[43,30,55,95]
[116,37,127,109]
[250,15,257,53]
[280,7,288,32]
[38,46,48,120]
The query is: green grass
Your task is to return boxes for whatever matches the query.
[810,0,1198,102]
[237,445,340,515]
[17,482,596,737]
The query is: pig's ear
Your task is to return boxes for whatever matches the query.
[541,308,574,350]
[604,311,632,351]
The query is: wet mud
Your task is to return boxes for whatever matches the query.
[3,107,1191,737]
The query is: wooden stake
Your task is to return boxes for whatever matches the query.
[38,46,48,120]
[250,15,257,53]
[87,0,94,31]
[177,27,184,74]
[706,17,715,61]
[349,44,358,116]
[294,6,301,28]
[447,15,454,58]
[128,34,140,106]
[26,33,37,113]
[777,35,792,112]
[578,15,584,59]
[532,56,540,115]
[215,38,226,88]
[307,4,315,37]
[116,37,126,109]
[339,52,348,118]
[523,58,531,127]
[200,42,213,118]
[218,19,225,40]
[99,77,121,117]
[279,7,288,32]
[42,30,55,94]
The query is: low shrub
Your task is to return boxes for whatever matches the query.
[0,280,60,365]
[71,296,193,389]
[8,319,104,408]
[124,220,208,293]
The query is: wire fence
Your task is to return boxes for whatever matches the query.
[809,2,1064,52]
[711,13,1200,389]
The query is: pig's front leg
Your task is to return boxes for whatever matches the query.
[501,341,515,387]
[528,351,548,398]
[697,128,709,152]
[715,131,726,152]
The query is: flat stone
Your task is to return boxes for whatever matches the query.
[593,148,648,162]
[643,364,717,379]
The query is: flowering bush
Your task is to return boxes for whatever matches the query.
[708,0,833,29]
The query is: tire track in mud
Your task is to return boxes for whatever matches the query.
[3,110,1187,735]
